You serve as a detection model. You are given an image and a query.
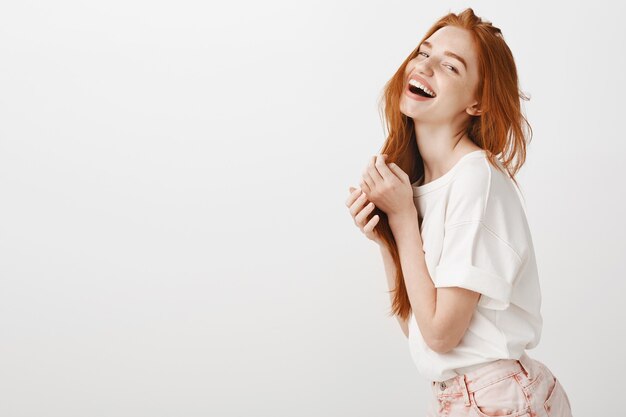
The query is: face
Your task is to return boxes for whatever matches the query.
[400,25,482,124]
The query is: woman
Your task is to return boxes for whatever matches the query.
[345,8,573,417]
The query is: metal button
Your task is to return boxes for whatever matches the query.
[440,381,447,390]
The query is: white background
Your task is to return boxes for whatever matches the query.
[1,1,624,416]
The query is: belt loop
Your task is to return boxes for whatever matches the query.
[517,352,533,380]
[458,375,471,407]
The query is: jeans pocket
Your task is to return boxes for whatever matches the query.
[470,373,531,417]
[543,377,572,416]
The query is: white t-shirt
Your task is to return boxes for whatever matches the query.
[407,149,543,382]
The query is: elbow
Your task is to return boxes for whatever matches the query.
[427,332,460,354]
[426,320,466,354]
[427,337,453,354]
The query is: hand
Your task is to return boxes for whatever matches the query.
[346,186,383,245]
[359,154,414,218]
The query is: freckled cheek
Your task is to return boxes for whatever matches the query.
[453,83,473,99]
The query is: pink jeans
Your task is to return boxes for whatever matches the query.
[426,352,573,417]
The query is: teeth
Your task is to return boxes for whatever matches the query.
[409,79,435,97]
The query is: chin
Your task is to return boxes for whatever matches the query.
[400,102,428,120]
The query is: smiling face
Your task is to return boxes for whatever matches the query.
[400,25,482,124]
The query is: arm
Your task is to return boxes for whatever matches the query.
[357,154,480,353]
[389,212,480,353]
[378,243,409,338]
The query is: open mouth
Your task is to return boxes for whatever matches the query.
[407,79,436,98]
[409,85,434,98]
[409,84,435,98]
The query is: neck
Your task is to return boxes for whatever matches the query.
[413,120,480,185]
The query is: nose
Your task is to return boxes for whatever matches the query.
[417,62,434,77]
[412,56,434,77]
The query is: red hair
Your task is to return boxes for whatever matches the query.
[374,8,532,321]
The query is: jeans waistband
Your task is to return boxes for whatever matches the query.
[431,352,535,400]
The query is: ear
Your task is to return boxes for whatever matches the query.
[466,101,482,117]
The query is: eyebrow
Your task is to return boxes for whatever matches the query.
[420,41,467,70]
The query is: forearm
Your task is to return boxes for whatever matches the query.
[389,212,439,347]
[378,244,409,337]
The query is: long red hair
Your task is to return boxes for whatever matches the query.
[374,8,532,321]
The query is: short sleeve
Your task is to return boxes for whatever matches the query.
[434,221,522,310]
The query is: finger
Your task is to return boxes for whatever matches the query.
[360,180,371,195]
[349,192,369,217]
[355,200,376,226]
[361,170,375,193]
[387,162,409,183]
[363,214,380,234]
[367,155,384,183]
[375,154,399,182]
[345,187,362,207]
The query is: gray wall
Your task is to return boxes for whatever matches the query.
[0,0,622,415]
